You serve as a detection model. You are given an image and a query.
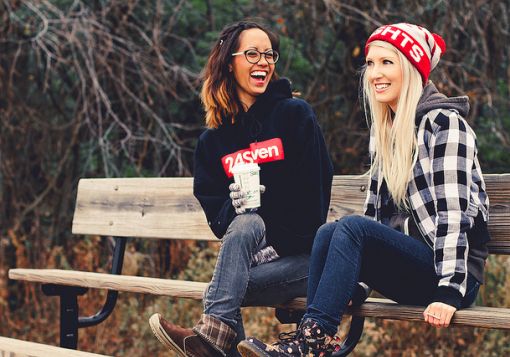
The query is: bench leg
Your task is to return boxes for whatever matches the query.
[42,284,88,349]
[332,316,365,356]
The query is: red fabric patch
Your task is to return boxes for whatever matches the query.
[221,138,285,177]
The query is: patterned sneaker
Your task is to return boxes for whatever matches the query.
[300,319,341,357]
[237,330,308,357]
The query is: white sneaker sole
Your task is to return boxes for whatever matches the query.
[149,313,187,357]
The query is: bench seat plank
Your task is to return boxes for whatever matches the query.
[9,269,510,330]
[0,336,111,356]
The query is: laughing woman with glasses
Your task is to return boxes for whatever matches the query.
[149,20,333,357]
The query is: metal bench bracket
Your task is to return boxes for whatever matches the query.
[42,237,127,348]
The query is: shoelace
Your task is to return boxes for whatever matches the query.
[277,330,301,343]
[273,329,306,350]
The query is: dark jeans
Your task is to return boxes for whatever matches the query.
[303,215,480,336]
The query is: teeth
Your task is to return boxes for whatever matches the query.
[375,84,389,89]
[251,71,266,78]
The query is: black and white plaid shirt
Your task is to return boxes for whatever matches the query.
[364,107,489,298]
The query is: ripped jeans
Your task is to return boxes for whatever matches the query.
[203,213,309,356]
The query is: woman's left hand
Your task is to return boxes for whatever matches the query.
[423,302,457,328]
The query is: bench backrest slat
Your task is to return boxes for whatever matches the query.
[72,174,510,254]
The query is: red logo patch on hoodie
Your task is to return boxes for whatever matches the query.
[222,138,285,177]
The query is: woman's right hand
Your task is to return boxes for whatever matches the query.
[423,302,457,328]
[229,183,265,214]
[229,183,247,214]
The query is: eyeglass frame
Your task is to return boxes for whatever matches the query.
[231,49,280,64]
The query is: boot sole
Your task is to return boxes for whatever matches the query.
[237,340,270,357]
[149,313,187,357]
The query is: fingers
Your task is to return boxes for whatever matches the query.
[229,183,241,192]
[235,206,246,215]
[229,190,246,200]
[232,196,246,214]
[232,197,246,208]
[260,184,266,194]
[230,185,246,214]
[423,302,457,328]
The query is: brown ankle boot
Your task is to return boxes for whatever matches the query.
[149,313,236,357]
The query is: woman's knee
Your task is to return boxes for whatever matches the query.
[313,222,337,248]
[336,215,370,231]
[334,215,370,244]
[223,213,265,245]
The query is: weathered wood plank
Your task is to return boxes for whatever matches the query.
[8,269,510,330]
[9,269,208,299]
[0,336,111,357]
[72,174,510,254]
[72,178,213,241]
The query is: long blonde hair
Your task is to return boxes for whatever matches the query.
[362,41,423,207]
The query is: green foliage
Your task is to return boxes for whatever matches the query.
[477,80,510,173]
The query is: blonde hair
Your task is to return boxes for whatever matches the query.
[362,41,423,207]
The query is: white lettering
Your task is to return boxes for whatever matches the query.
[409,44,424,62]
[258,148,268,159]
[242,151,254,163]
[400,33,413,48]
[381,27,401,40]
[225,156,234,173]
[267,145,279,157]
[234,154,244,167]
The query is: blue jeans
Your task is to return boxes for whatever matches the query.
[303,215,480,336]
[203,213,309,356]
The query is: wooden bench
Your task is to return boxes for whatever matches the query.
[0,336,111,357]
[8,175,510,356]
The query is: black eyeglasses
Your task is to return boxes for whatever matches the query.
[231,49,279,64]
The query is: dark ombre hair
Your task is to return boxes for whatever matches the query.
[200,20,280,129]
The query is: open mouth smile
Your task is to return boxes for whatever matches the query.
[251,71,267,84]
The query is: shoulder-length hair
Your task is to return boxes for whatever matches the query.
[362,40,423,207]
[200,21,280,129]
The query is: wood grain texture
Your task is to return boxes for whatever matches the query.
[8,269,510,330]
[9,269,207,299]
[0,337,111,357]
[71,174,510,254]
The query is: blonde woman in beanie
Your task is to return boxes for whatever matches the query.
[238,23,490,357]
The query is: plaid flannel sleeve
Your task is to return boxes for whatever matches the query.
[428,110,476,307]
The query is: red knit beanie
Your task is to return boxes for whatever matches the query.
[365,23,446,84]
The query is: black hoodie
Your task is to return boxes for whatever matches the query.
[193,78,333,256]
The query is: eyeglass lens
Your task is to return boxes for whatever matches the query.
[245,49,278,64]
